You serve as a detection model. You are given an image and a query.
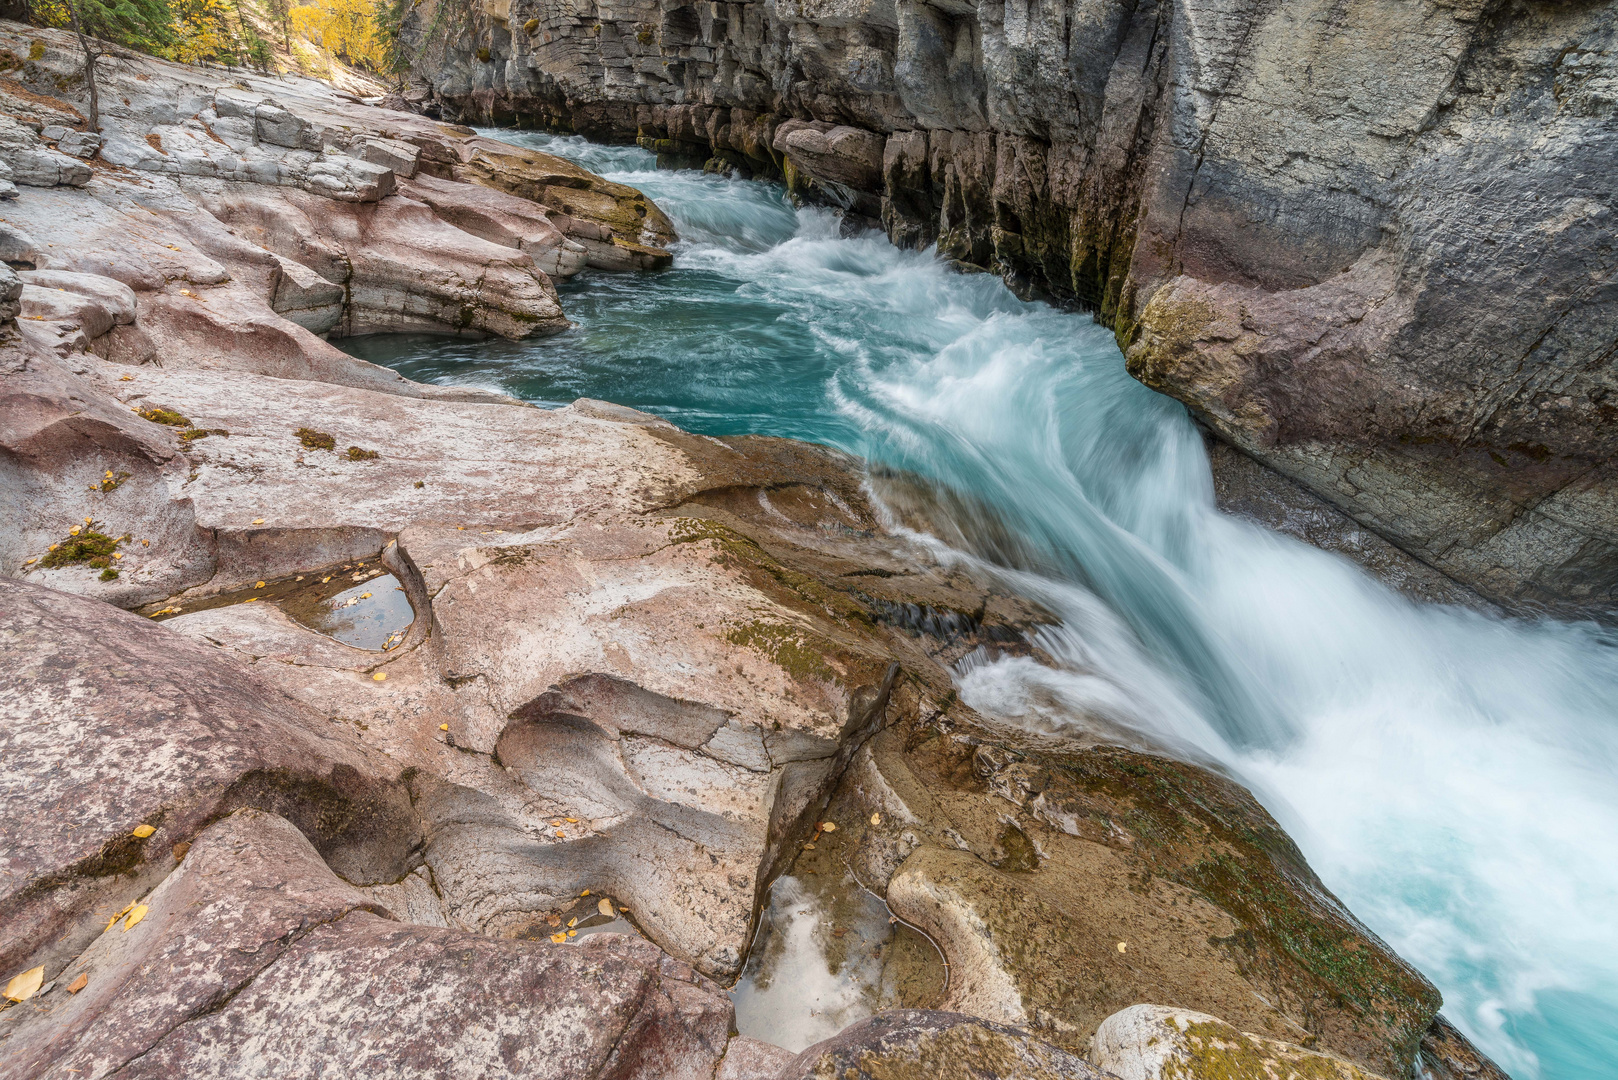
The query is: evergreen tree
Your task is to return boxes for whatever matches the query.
[43,0,172,130]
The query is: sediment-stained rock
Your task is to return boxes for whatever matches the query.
[813,712,1441,1077]
[405,0,1618,619]
[778,1010,1109,1080]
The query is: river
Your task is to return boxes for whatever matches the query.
[344,134,1618,1079]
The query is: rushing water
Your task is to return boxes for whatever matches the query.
[347,134,1618,1078]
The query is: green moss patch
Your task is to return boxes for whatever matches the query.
[40,522,130,578]
[135,404,191,427]
[296,427,336,451]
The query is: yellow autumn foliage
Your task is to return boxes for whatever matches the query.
[290,0,387,70]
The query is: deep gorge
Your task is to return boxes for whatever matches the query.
[404,0,1618,621]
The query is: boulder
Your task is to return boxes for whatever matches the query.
[1091,1005,1387,1080]
[820,718,1440,1076]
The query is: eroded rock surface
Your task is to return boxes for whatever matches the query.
[812,712,1440,1077]
[405,0,1618,619]
[0,809,733,1080]
[0,21,675,367]
[778,1010,1109,1080]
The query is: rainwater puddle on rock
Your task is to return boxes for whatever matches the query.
[513,893,646,946]
[731,825,945,1052]
[145,559,414,651]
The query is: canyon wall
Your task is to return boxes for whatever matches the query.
[406,0,1618,619]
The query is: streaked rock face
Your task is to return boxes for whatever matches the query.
[406,0,1618,619]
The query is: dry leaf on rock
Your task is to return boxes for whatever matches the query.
[821,822,837,832]
[372,672,387,682]
[598,898,614,918]
[123,904,149,930]
[4,966,43,1002]
[549,933,567,944]
[67,973,88,994]
[131,824,155,838]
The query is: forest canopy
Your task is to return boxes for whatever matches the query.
[27,0,414,79]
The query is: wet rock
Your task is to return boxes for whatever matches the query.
[0,809,734,1080]
[1091,1005,1389,1080]
[1418,1015,1514,1080]
[778,1010,1108,1079]
[829,718,1440,1076]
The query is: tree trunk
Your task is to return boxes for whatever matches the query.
[65,0,101,132]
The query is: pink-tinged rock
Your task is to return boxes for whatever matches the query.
[0,579,416,988]
[0,810,734,1080]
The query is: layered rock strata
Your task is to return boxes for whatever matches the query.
[0,20,673,371]
[406,0,1618,619]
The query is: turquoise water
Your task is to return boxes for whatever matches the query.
[347,135,1618,1078]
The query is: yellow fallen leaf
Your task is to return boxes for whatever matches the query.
[580,889,590,897]
[372,672,387,682]
[241,597,259,604]
[141,539,149,547]
[550,820,563,827]
[112,553,123,560]
[322,576,331,583]
[123,904,148,930]
[567,929,577,937]
[820,822,837,832]
[598,898,614,918]
[67,972,88,994]
[554,830,565,838]
[252,518,264,525]
[1116,941,1128,953]
[104,898,137,931]
[870,812,881,826]
[565,817,578,823]
[23,558,34,564]
[131,824,155,838]
[802,843,816,850]
[83,517,92,525]
[48,544,58,551]
[567,917,577,928]
[549,933,567,944]
[254,581,266,589]
[68,526,81,536]
[3,965,43,1002]
[439,724,449,731]
[359,592,372,599]
[105,471,113,478]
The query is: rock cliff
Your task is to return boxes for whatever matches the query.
[406,0,1618,619]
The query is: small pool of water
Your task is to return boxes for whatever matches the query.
[147,561,414,652]
[731,820,945,1051]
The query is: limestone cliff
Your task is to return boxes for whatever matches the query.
[406,0,1618,619]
